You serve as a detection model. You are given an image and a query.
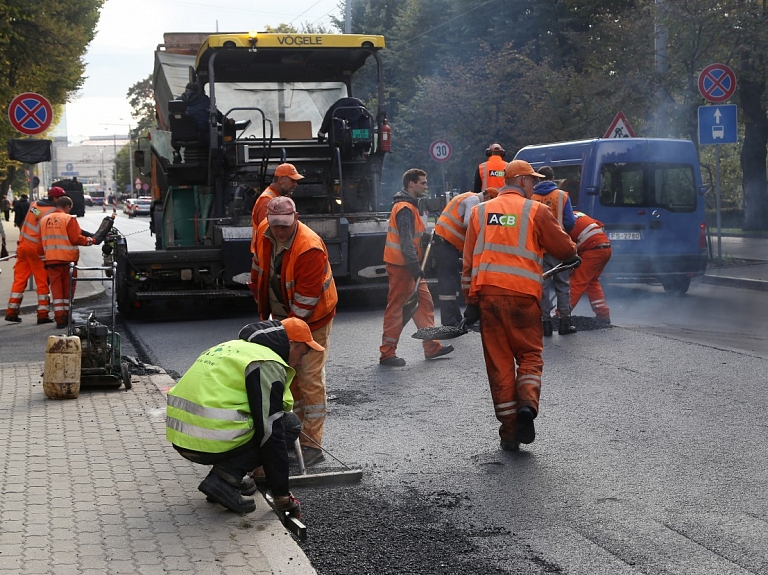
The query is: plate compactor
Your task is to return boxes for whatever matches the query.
[68,215,131,390]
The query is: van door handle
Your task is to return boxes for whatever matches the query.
[650,210,662,229]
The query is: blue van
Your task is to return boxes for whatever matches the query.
[515,138,708,294]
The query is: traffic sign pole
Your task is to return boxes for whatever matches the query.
[715,144,722,262]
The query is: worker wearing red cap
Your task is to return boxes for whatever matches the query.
[39,196,100,328]
[167,318,321,515]
[433,187,498,327]
[473,143,507,193]
[4,187,65,324]
[251,196,337,466]
[250,163,304,247]
[462,160,578,452]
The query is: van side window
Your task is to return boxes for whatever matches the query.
[599,162,695,212]
[551,165,581,207]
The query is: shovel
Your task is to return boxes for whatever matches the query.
[411,257,582,340]
[401,229,435,326]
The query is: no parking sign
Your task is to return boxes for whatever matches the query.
[8,92,53,135]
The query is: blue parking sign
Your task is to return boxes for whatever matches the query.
[699,105,737,145]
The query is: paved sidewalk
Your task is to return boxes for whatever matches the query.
[0,363,315,575]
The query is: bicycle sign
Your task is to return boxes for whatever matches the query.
[430,140,452,162]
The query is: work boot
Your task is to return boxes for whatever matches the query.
[300,446,325,467]
[558,315,577,335]
[380,356,406,367]
[425,344,454,359]
[499,439,520,452]
[596,316,611,325]
[5,314,21,323]
[37,317,54,325]
[542,319,553,337]
[240,474,258,496]
[516,406,536,445]
[199,471,255,513]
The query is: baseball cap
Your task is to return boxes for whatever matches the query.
[504,160,546,179]
[489,143,503,152]
[484,187,499,198]
[281,318,325,352]
[48,187,66,198]
[274,163,305,180]
[266,196,297,227]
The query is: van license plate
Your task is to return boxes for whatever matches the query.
[609,232,642,240]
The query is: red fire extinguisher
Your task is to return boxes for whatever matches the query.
[380,119,392,153]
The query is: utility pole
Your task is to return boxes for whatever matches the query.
[345,1,351,34]
[653,0,669,137]
[128,125,134,199]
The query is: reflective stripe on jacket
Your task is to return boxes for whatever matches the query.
[435,191,475,252]
[40,212,80,263]
[166,339,294,453]
[570,211,610,253]
[383,202,425,265]
[531,188,569,228]
[463,192,545,299]
[254,220,337,330]
[19,200,57,246]
[477,156,507,191]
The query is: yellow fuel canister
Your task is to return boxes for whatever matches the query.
[43,335,82,399]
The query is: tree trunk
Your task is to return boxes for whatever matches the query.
[738,72,768,231]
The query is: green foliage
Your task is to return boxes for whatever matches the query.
[0,0,104,189]
[127,75,155,138]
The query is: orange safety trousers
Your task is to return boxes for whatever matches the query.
[46,264,76,324]
[569,248,611,320]
[291,319,332,449]
[380,264,441,360]
[479,293,544,442]
[6,242,51,320]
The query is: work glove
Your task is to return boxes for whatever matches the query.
[565,255,582,269]
[407,261,424,281]
[463,304,480,325]
[274,493,302,519]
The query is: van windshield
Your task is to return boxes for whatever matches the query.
[599,162,696,212]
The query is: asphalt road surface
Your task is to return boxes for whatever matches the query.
[77,212,768,574]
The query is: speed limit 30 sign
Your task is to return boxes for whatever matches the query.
[430,140,452,162]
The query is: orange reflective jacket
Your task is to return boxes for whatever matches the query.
[464,192,546,299]
[254,219,337,330]
[19,200,57,246]
[531,188,569,228]
[435,191,475,251]
[477,156,507,191]
[251,187,279,228]
[383,202,426,265]
[570,211,609,253]
[40,212,80,263]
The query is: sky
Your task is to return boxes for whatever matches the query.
[64,0,343,144]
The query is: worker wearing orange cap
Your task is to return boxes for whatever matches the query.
[433,187,498,327]
[167,318,322,515]
[4,187,66,324]
[250,163,304,235]
[251,196,337,466]
[462,160,578,452]
[473,143,507,193]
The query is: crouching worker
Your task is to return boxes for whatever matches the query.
[166,318,324,514]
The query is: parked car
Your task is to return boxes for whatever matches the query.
[83,194,93,207]
[129,197,152,217]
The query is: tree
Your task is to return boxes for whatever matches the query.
[127,75,155,139]
[0,0,104,192]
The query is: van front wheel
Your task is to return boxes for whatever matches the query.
[661,276,691,295]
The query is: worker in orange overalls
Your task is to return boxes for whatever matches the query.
[473,143,507,193]
[251,163,304,230]
[251,196,337,466]
[462,160,578,451]
[379,168,453,367]
[569,211,612,324]
[433,187,498,326]
[532,165,577,336]
[4,186,66,324]
[39,196,99,328]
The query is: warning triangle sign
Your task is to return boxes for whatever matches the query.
[604,111,636,139]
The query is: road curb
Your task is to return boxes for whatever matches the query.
[701,275,768,291]
[148,368,177,395]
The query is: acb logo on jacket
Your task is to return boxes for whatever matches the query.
[486,212,518,227]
